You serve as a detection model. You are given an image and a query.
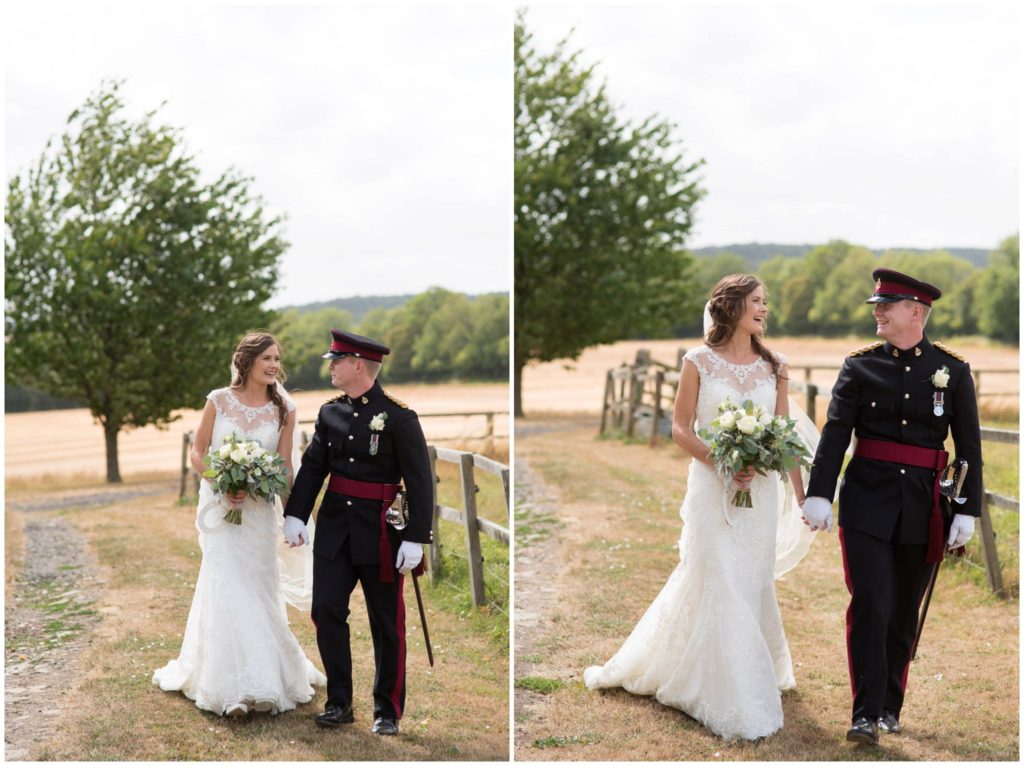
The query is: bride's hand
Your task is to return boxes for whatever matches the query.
[733,467,755,490]
[227,490,247,507]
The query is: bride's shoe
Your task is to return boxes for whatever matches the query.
[225,703,249,717]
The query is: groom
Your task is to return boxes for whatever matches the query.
[283,330,434,736]
[803,269,982,745]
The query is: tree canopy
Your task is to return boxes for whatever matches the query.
[514,13,706,416]
[5,81,287,481]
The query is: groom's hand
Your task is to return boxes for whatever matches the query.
[395,541,423,574]
[283,515,309,547]
[947,514,975,549]
[802,496,833,532]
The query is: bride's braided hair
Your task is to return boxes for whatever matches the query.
[230,332,289,429]
[705,274,783,383]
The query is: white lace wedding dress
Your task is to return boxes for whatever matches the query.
[584,346,808,741]
[152,388,325,715]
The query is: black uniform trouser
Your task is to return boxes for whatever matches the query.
[311,539,407,719]
[839,525,935,723]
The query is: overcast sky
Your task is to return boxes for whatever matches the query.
[522,3,1019,252]
[5,3,510,308]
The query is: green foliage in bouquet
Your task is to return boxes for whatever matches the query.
[698,398,812,508]
[202,433,288,524]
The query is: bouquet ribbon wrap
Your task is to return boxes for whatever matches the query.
[328,475,424,583]
[853,437,948,563]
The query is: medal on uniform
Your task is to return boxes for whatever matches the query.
[932,391,945,416]
[369,433,380,455]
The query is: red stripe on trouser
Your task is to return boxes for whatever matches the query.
[390,573,406,719]
[838,528,856,697]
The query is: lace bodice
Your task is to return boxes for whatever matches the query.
[684,346,786,435]
[207,388,294,454]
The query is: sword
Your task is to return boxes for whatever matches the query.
[913,461,969,660]
[411,570,434,667]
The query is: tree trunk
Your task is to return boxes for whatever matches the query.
[514,359,524,419]
[104,420,122,483]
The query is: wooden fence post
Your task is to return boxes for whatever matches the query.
[806,384,817,425]
[460,452,486,606]
[179,432,192,499]
[625,370,638,438]
[977,491,1004,597]
[428,446,442,580]
[485,412,494,438]
[649,370,664,447]
[616,369,627,428]
[599,370,614,434]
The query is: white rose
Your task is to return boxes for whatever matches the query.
[230,449,245,463]
[718,411,736,430]
[370,412,387,431]
[758,413,773,426]
[932,368,950,388]
[736,415,758,434]
[218,444,232,458]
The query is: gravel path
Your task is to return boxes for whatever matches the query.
[4,506,110,759]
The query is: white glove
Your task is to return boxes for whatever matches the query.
[283,515,309,547]
[802,496,834,532]
[395,541,423,574]
[947,514,975,549]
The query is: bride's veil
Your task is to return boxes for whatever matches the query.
[702,301,817,579]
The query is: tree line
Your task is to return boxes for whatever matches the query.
[272,288,509,392]
[685,236,1019,341]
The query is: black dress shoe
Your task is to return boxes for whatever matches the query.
[371,716,398,736]
[878,712,901,734]
[846,716,879,744]
[315,704,355,727]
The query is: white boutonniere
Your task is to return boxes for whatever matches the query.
[931,366,950,388]
[369,412,388,431]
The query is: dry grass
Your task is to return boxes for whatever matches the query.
[5,382,508,485]
[521,337,1018,418]
[8,481,508,761]
[514,415,1018,761]
[5,508,27,600]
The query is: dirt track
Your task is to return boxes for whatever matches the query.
[513,415,1018,761]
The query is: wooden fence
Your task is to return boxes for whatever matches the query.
[601,348,1020,596]
[179,427,509,608]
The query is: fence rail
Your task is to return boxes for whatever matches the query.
[601,348,1020,597]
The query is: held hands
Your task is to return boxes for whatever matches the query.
[283,515,309,547]
[226,490,247,507]
[947,514,975,549]
[801,496,833,532]
[395,541,423,574]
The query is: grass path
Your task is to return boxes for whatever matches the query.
[513,414,1018,761]
[5,479,508,761]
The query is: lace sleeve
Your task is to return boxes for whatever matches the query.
[683,346,708,378]
[775,351,788,367]
[206,388,227,417]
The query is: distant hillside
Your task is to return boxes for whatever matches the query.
[691,243,991,269]
[279,291,508,324]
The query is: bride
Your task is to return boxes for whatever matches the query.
[153,331,326,715]
[584,274,818,741]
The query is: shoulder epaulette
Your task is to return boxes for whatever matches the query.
[325,393,345,404]
[384,389,408,409]
[934,342,965,361]
[848,342,883,357]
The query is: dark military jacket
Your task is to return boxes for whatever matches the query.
[284,380,433,564]
[807,336,983,545]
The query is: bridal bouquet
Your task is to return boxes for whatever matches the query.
[698,398,812,508]
[203,433,288,524]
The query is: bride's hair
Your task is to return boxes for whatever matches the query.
[230,331,289,429]
[705,274,783,382]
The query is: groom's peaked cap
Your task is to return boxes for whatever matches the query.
[321,329,390,362]
[866,268,942,306]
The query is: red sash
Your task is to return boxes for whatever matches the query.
[853,437,948,563]
[328,475,401,583]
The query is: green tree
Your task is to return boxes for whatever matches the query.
[514,15,705,416]
[676,252,750,335]
[272,307,354,391]
[976,234,1019,343]
[879,250,978,336]
[757,255,816,336]
[5,81,287,482]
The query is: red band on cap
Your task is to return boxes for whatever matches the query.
[329,339,384,362]
[875,280,932,305]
